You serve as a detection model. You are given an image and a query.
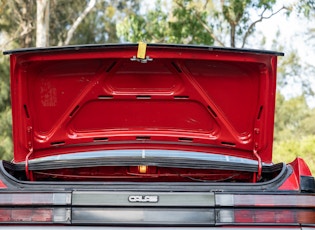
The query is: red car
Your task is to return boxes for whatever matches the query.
[1,43,314,229]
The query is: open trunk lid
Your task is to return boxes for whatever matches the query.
[5,44,283,164]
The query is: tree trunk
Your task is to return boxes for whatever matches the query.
[230,24,236,48]
[36,0,50,47]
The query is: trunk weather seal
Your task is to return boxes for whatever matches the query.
[0,160,292,192]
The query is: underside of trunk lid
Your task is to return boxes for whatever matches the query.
[5,44,282,165]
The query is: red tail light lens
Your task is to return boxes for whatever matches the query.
[234,209,315,224]
[0,208,70,223]
[0,193,71,224]
[219,209,315,224]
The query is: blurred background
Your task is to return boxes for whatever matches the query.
[0,0,314,174]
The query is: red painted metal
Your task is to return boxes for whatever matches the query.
[0,180,7,189]
[278,157,313,190]
[278,169,300,191]
[8,44,279,164]
[289,157,313,176]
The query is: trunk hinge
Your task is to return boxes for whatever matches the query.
[253,128,262,182]
[25,126,34,181]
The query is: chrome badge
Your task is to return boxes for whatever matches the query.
[128,195,159,203]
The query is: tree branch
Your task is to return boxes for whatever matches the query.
[36,0,50,47]
[1,0,34,50]
[0,26,33,51]
[241,6,288,48]
[61,0,96,46]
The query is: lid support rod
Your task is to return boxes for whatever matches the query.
[25,126,34,181]
[253,149,262,182]
[25,148,34,181]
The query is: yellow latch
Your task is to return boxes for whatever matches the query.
[130,42,152,63]
[137,42,147,59]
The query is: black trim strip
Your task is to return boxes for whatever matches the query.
[3,43,284,56]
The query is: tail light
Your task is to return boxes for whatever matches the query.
[0,191,313,226]
[216,194,315,225]
[0,208,70,223]
[0,193,71,205]
[0,193,71,224]
[219,209,315,224]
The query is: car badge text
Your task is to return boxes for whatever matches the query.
[128,195,159,203]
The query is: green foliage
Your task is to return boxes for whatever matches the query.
[0,0,36,47]
[170,0,214,44]
[300,108,315,135]
[273,135,315,175]
[296,0,315,17]
[117,0,214,44]
[276,49,315,96]
[0,55,12,160]
[117,0,283,47]
[219,0,281,47]
[0,107,12,161]
[274,93,313,141]
[274,92,315,175]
